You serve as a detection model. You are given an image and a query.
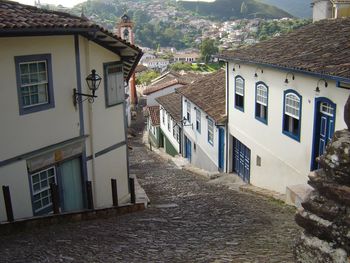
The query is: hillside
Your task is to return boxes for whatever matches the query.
[258,0,312,18]
[177,0,293,20]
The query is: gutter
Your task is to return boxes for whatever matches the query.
[217,55,350,84]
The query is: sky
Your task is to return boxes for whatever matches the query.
[16,0,86,7]
[16,0,216,8]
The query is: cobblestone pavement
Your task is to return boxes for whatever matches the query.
[0,134,301,263]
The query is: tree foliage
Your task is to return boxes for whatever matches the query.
[136,70,160,85]
[200,39,219,63]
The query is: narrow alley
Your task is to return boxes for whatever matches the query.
[0,126,300,262]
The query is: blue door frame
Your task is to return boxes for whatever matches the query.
[311,97,336,170]
[218,128,225,171]
[233,137,250,183]
[185,136,192,162]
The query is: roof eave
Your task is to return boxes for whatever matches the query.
[217,55,350,83]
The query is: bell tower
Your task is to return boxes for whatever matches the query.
[116,14,137,106]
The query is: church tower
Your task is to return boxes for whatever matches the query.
[116,14,137,105]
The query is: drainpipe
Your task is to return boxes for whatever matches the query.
[86,40,98,202]
[225,61,229,173]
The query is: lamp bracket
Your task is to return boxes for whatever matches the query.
[73,88,97,108]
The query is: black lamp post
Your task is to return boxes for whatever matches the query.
[74,69,102,107]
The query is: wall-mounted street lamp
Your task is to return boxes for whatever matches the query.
[284,72,295,84]
[315,78,328,95]
[73,69,102,107]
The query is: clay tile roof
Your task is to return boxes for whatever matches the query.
[155,92,182,124]
[147,106,160,126]
[143,71,203,95]
[0,0,143,81]
[218,18,350,80]
[176,70,227,125]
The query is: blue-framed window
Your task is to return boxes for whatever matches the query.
[208,118,214,145]
[255,82,268,124]
[283,90,302,141]
[30,166,56,215]
[235,76,244,111]
[15,54,54,115]
[196,108,201,133]
[103,62,124,107]
[186,101,191,122]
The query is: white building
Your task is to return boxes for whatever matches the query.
[142,58,169,71]
[177,70,227,172]
[156,92,182,156]
[312,0,350,22]
[143,71,201,106]
[0,2,142,221]
[218,18,350,194]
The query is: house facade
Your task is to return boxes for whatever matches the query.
[146,106,162,148]
[156,92,182,157]
[177,70,227,173]
[0,1,142,221]
[143,71,200,106]
[312,0,350,22]
[218,18,350,193]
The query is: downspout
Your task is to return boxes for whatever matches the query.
[86,39,98,201]
[225,61,229,173]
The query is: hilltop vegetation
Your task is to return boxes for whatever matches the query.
[177,0,292,20]
[258,0,312,18]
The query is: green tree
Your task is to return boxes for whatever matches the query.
[200,38,219,63]
[136,70,160,85]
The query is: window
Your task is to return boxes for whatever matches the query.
[196,108,201,133]
[235,76,244,111]
[104,62,124,107]
[174,125,180,143]
[283,90,302,141]
[167,113,171,131]
[255,82,268,124]
[208,118,214,145]
[162,108,165,124]
[186,101,191,122]
[30,167,56,214]
[15,54,54,115]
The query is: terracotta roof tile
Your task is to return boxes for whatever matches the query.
[143,71,203,95]
[147,106,160,126]
[218,18,350,80]
[176,70,227,124]
[155,92,182,123]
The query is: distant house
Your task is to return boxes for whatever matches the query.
[177,70,227,172]
[143,71,201,106]
[312,0,350,21]
[217,18,350,194]
[155,92,182,156]
[0,1,142,221]
[146,106,161,148]
[142,58,169,72]
[173,52,200,63]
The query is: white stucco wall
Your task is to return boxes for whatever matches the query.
[0,35,130,221]
[227,62,348,193]
[159,107,180,153]
[313,1,332,21]
[182,96,226,172]
[146,84,183,106]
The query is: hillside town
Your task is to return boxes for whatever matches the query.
[0,0,350,262]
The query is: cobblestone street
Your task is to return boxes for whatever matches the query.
[0,133,301,263]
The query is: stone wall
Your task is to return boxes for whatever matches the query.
[294,129,350,262]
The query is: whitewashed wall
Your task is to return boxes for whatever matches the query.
[227,62,348,193]
[159,107,180,153]
[146,84,183,106]
[182,96,225,172]
[0,35,130,221]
